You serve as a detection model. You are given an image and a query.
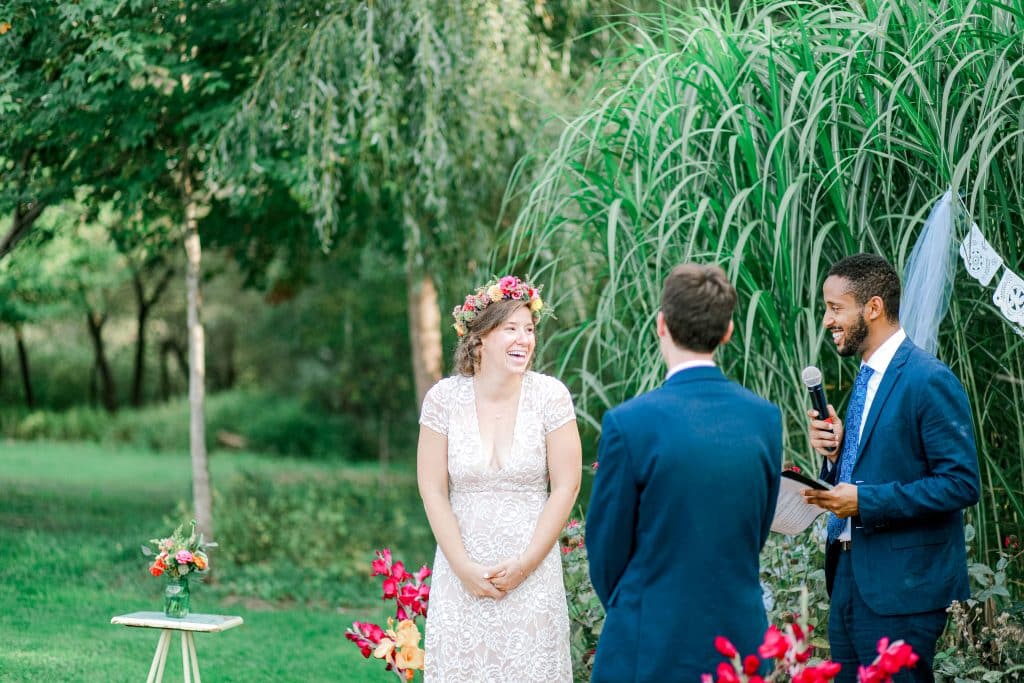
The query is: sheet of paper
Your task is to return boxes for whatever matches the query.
[770,476,829,535]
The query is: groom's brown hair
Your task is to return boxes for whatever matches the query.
[661,263,736,353]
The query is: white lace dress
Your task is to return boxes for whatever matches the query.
[418,371,575,683]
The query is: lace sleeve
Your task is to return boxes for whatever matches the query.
[542,377,576,434]
[419,380,449,436]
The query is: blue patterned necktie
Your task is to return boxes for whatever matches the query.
[826,364,875,543]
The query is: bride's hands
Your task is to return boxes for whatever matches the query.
[487,557,529,595]
[454,561,504,599]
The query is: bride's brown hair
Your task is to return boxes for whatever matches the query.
[453,299,537,376]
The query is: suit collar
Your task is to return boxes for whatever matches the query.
[663,365,727,387]
[857,337,917,455]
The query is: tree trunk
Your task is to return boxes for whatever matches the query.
[406,269,443,407]
[0,202,45,262]
[13,325,34,409]
[85,311,118,413]
[183,177,214,542]
[131,266,175,407]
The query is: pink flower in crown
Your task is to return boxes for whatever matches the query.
[527,286,538,300]
[498,275,520,295]
[463,295,477,310]
[175,550,194,564]
[372,549,392,576]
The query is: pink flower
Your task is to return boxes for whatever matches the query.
[567,519,580,529]
[382,576,399,599]
[463,295,476,310]
[743,654,761,675]
[562,545,572,555]
[418,584,430,601]
[714,636,738,658]
[414,565,432,582]
[372,549,392,576]
[175,550,193,564]
[758,625,790,659]
[398,583,420,607]
[592,461,599,470]
[715,661,740,683]
[391,561,409,582]
[498,275,519,294]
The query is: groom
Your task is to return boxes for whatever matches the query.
[586,263,783,682]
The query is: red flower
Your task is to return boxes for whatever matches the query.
[398,583,420,607]
[149,562,164,577]
[592,461,599,470]
[359,642,372,659]
[714,636,738,658]
[743,655,761,675]
[872,639,918,674]
[371,549,392,576]
[758,625,791,659]
[382,576,399,599]
[715,662,740,683]
[418,584,430,601]
[391,561,409,582]
[794,661,842,683]
[415,565,432,582]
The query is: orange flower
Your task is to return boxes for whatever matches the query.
[372,637,395,660]
[193,552,208,570]
[149,562,165,577]
[395,644,424,671]
[394,619,420,649]
[0,22,11,35]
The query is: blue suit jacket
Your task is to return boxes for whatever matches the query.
[586,366,782,682]
[820,338,981,615]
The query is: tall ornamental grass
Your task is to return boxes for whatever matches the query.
[496,0,1024,569]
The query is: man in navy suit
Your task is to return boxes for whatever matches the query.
[586,263,783,682]
[804,253,980,683]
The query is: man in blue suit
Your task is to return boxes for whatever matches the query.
[586,263,783,682]
[804,253,980,683]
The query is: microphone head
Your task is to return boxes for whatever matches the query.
[801,366,823,388]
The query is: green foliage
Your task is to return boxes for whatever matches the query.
[934,526,1024,680]
[1,389,364,460]
[760,524,831,651]
[497,0,1024,569]
[559,518,602,682]
[214,468,435,606]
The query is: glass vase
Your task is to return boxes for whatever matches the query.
[163,577,190,618]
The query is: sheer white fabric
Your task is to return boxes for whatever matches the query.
[419,371,575,682]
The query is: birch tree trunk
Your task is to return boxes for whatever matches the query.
[406,269,442,407]
[183,174,213,541]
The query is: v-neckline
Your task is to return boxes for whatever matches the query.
[470,373,528,472]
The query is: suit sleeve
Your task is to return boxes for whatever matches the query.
[760,406,783,549]
[586,409,638,608]
[858,367,981,526]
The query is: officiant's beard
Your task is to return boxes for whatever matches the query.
[837,313,869,357]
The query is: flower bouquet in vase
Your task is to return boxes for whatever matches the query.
[345,549,431,681]
[141,520,213,618]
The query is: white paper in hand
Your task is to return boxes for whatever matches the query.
[770,470,831,535]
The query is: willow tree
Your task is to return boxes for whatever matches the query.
[215,0,614,404]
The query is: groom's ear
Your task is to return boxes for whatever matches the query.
[656,310,668,338]
[719,319,735,346]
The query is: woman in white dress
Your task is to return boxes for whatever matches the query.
[417,275,582,682]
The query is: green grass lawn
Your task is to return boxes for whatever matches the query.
[0,441,403,682]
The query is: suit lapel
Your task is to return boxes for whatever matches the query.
[856,338,913,457]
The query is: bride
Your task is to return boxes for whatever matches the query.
[417,275,582,682]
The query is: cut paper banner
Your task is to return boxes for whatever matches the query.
[960,223,1003,286]
[993,267,1024,327]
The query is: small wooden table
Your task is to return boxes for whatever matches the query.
[111,611,244,683]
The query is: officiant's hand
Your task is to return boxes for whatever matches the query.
[455,561,504,599]
[807,404,843,463]
[486,557,530,595]
[802,483,858,518]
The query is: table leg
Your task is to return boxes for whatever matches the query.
[147,630,172,683]
[187,632,201,683]
[181,632,192,683]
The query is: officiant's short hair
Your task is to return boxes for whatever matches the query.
[827,253,901,323]
[661,263,735,352]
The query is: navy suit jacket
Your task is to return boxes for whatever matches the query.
[586,366,782,682]
[820,338,981,615]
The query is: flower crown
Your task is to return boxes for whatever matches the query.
[452,275,546,337]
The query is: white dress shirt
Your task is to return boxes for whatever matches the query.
[837,328,907,541]
[666,359,716,380]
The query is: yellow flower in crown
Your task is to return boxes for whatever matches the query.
[451,275,551,337]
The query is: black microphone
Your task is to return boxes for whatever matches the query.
[801,366,832,424]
